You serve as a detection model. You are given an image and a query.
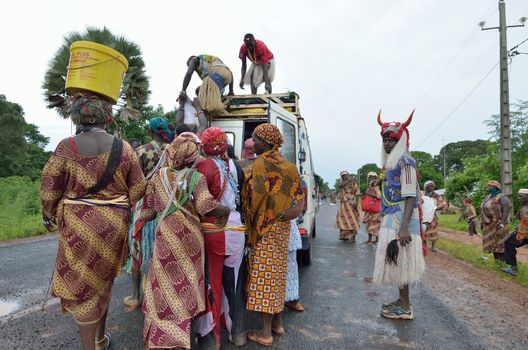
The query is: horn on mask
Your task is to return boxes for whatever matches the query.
[377,110,383,126]
[402,109,415,128]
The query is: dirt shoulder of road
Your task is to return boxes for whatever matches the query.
[438,226,528,264]
[0,232,57,247]
[426,242,528,350]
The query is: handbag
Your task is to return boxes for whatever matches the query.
[361,195,380,213]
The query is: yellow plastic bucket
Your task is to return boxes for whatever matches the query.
[65,41,129,103]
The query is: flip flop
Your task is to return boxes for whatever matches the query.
[271,326,285,336]
[95,332,112,350]
[285,301,305,312]
[247,330,273,347]
[501,267,518,276]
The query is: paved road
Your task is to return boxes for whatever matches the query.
[0,204,485,349]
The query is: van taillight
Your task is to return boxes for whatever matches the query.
[299,228,308,236]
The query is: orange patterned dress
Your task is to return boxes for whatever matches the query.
[243,150,304,314]
[40,141,146,324]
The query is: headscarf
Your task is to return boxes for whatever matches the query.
[254,123,283,148]
[424,180,435,189]
[165,136,201,169]
[201,127,228,156]
[242,138,255,160]
[519,189,528,195]
[487,180,501,190]
[340,171,349,177]
[149,116,175,143]
[178,131,202,144]
[69,91,113,126]
[463,198,472,204]
[367,171,378,178]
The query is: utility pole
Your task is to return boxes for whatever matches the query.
[442,136,447,189]
[480,0,525,201]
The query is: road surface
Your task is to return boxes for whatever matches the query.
[0,204,485,349]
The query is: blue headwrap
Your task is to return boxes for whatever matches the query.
[149,116,175,143]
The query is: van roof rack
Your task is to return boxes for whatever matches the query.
[219,92,300,118]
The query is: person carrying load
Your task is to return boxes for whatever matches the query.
[181,55,234,115]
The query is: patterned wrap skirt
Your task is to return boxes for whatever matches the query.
[247,220,290,314]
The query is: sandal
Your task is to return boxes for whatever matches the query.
[285,301,305,312]
[271,326,285,336]
[247,330,273,347]
[95,332,111,350]
[501,267,518,276]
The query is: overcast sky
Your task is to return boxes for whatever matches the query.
[1,0,527,184]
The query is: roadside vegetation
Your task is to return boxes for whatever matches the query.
[0,177,46,240]
[437,237,528,287]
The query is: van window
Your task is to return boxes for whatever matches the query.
[276,118,296,164]
[226,132,235,146]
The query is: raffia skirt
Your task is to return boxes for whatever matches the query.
[373,227,425,288]
[199,65,233,114]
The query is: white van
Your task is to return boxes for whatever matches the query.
[212,93,318,266]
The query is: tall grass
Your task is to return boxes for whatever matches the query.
[0,176,46,241]
[437,237,528,287]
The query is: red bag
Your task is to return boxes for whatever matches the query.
[361,195,380,213]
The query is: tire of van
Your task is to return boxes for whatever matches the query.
[312,219,316,238]
[300,244,312,266]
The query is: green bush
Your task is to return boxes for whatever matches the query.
[0,176,46,240]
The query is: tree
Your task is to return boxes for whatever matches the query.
[433,139,492,176]
[356,163,381,193]
[0,95,51,179]
[411,151,443,188]
[42,27,150,119]
[314,173,331,196]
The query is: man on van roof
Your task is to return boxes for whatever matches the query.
[239,34,275,94]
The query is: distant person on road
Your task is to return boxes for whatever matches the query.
[140,136,230,350]
[239,33,275,94]
[182,55,234,114]
[243,124,305,347]
[363,171,381,245]
[123,116,172,311]
[336,171,360,242]
[480,180,511,262]
[423,180,446,252]
[373,110,425,320]
[463,198,478,237]
[40,92,147,350]
[502,189,528,276]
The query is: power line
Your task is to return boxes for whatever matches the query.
[415,1,497,106]
[423,42,497,116]
[416,61,499,148]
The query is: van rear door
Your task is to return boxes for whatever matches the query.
[268,101,298,166]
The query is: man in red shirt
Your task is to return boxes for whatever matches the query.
[239,33,275,94]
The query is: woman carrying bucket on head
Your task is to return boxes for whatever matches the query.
[181,55,234,115]
[40,41,146,350]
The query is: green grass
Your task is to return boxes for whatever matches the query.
[0,176,47,241]
[438,212,469,232]
[437,237,528,287]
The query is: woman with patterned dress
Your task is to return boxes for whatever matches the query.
[243,124,305,347]
[480,180,511,262]
[40,92,147,350]
[123,116,174,310]
[363,172,382,245]
[336,171,360,241]
[140,136,230,350]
